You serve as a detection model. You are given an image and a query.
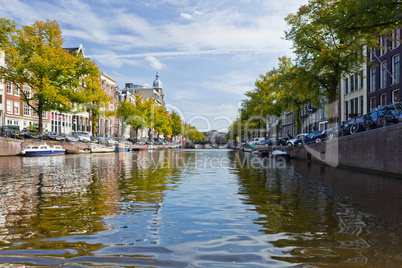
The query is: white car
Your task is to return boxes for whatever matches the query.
[287,133,308,146]
[74,132,91,143]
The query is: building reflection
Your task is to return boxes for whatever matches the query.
[230,151,402,266]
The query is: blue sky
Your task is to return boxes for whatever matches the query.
[0,0,306,132]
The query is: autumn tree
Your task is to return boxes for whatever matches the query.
[170,111,183,138]
[0,19,104,134]
[80,60,111,137]
[187,127,205,142]
[127,93,149,140]
[116,101,137,137]
[153,105,172,138]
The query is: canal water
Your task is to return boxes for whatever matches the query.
[0,149,401,267]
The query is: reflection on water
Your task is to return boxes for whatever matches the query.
[0,150,401,267]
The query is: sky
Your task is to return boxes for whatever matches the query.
[0,0,306,133]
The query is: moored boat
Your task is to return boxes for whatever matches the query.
[131,146,149,151]
[66,148,91,154]
[90,144,115,153]
[271,149,292,159]
[21,144,65,156]
[115,143,131,152]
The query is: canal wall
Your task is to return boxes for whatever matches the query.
[287,123,402,176]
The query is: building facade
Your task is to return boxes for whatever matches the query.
[340,64,367,122]
[98,72,119,138]
[367,29,401,111]
[4,82,51,131]
[123,72,165,107]
[120,72,166,140]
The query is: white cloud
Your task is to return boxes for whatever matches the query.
[145,56,165,69]
[180,13,193,20]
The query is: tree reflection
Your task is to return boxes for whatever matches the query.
[0,151,191,255]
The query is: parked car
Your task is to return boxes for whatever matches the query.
[278,136,290,145]
[250,137,265,144]
[1,125,20,138]
[325,121,355,139]
[63,133,79,142]
[43,131,65,141]
[106,138,118,145]
[287,133,308,146]
[258,138,276,146]
[17,128,42,140]
[73,132,91,143]
[293,131,325,146]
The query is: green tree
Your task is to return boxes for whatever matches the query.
[322,0,402,37]
[81,61,111,137]
[188,127,205,142]
[153,105,173,138]
[170,111,183,137]
[0,18,16,46]
[127,93,149,140]
[0,19,103,134]
[226,119,242,141]
[285,1,366,120]
[116,101,136,137]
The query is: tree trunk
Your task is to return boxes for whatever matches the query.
[38,106,43,134]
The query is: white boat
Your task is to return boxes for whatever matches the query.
[271,150,292,159]
[66,148,91,154]
[90,144,115,153]
[21,144,65,156]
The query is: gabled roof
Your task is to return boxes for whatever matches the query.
[63,44,85,57]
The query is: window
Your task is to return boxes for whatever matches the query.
[6,100,12,113]
[380,61,387,89]
[350,97,358,116]
[345,78,348,94]
[6,83,12,94]
[24,104,31,116]
[360,96,364,116]
[14,101,20,115]
[14,85,19,96]
[380,37,387,56]
[345,100,348,119]
[370,67,376,92]
[369,48,375,61]
[370,97,376,111]
[7,120,19,126]
[360,70,364,89]
[392,29,400,49]
[23,85,31,98]
[392,89,400,103]
[392,54,400,84]
[380,93,387,106]
[354,74,359,90]
[350,75,355,92]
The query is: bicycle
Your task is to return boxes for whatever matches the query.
[392,98,402,121]
[350,117,360,134]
